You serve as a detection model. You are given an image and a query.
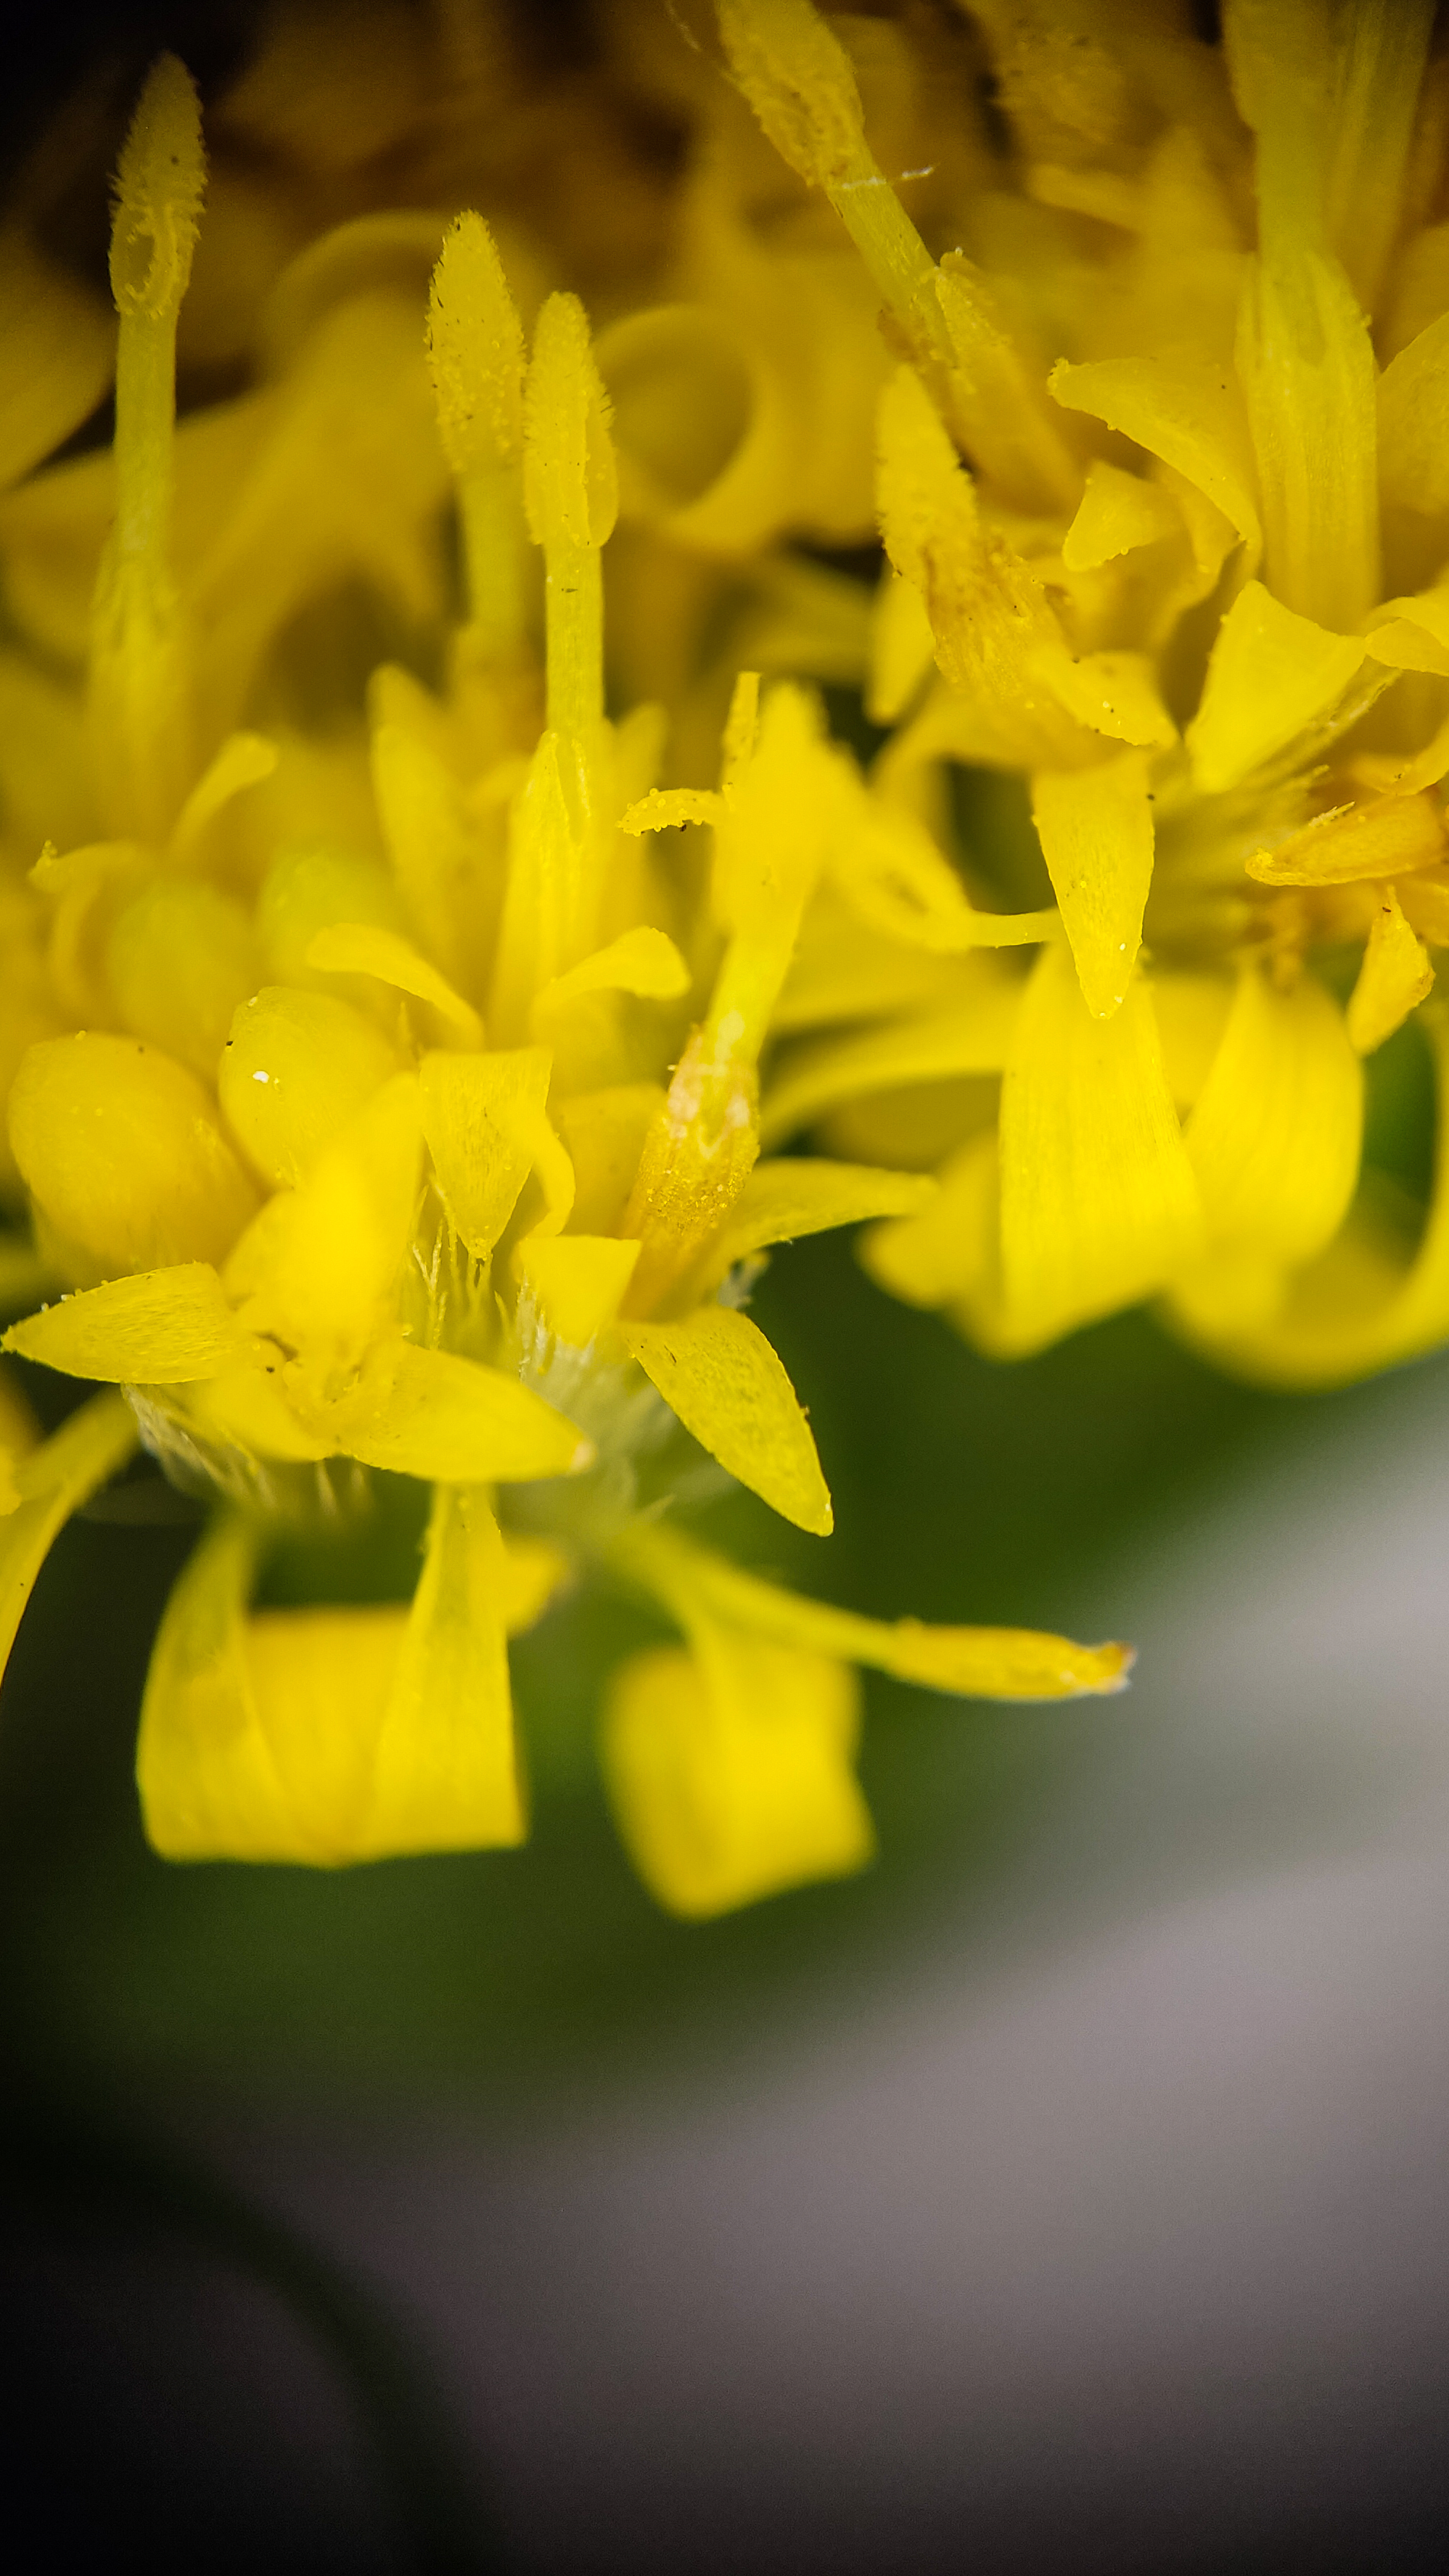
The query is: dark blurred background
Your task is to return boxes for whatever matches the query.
[4,4,1449,2569]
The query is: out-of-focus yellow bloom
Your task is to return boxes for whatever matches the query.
[0,44,1126,1919]
[717,0,1449,1390]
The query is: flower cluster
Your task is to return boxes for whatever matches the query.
[10,0,1447,1917]
[0,31,1126,1919]
[718,0,1449,1386]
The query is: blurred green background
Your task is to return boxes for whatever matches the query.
[3,1147,1407,2112]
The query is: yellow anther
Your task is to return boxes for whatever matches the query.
[426,213,528,656]
[715,0,867,191]
[109,52,205,323]
[427,213,525,478]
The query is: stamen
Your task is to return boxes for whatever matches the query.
[522,290,617,752]
[90,54,205,843]
[716,0,1078,512]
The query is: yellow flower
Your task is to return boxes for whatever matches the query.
[0,46,1126,1920]
[718,0,1449,1389]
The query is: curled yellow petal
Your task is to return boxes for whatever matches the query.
[1062,460,1183,571]
[1050,354,1260,557]
[1346,890,1434,1055]
[601,1636,871,1919]
[530,926,690,1029]
[138,1515,390,1866]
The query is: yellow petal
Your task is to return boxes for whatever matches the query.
[618,1305,832,1533]
[1365,581,1449,677]
[356,1487,526,1858]
[600,1637,871,1919]
[1183,967,1362,1264]
[1246,791,1445,885]
[190,1355,334,1464]
[328,1337,591,1482]
[1346,890,1434,1054]
[3,1264,242,1384]
[237,1074,421,1374]
[614,1518,1132,1703]
[832,784,1056,954]
[137,1515,395,1866]
[369,713,480,990]
[2,1393,138,1689]
[1031,753,1155,1020]
[530,924,691,1028]
[1171,1015,1449,1387]
[305,922,483,1043]
[107,879,260,1080]
[256,845,406,988]
[418,1045,553,1259]
[775,906,993,1032]
[9,1033,258,1279]
[553,1082,665,1234]
[1236,246,1379,629]
[760,964,1022,1146]
[220,986,399,1190]
[1048,652,1178,753]
[1050,353,1260,554]
[1379,307,1449,518]
[999,943,1202,1346]
[702,1157,936,1284]
[1186,579,1366,793]
[169,731,278,865]
[1151,971,1235,1109]
[516,1234,641,1346]
[1062,460,1183,570]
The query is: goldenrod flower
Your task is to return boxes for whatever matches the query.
[716,0,1449,1389]
[0,38,1126,1921]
